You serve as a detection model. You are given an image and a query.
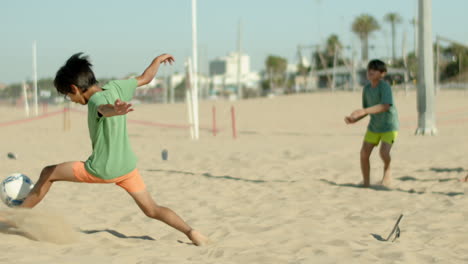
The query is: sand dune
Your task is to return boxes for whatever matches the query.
[1,90,468,263]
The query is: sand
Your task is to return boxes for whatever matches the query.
[0,89,468,263]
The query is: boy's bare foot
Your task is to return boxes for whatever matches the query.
[0,214,17,228]
[357,180,370,188]
[380,175,392,187]
[187,229,209,246]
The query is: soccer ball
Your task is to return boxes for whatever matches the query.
[0,173,34,207]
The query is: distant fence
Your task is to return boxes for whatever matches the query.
[438,83,468,90]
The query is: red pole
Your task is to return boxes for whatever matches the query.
[231,106,237,139]
[212,105,217,136]
[42,102,48,114]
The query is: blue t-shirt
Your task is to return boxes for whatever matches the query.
[362,80,399,133]
[85,79,138,179]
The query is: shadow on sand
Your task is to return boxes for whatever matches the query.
[319,179,463,197]
[145,169,294,183]
[319,179,392,191]
[429,167,464,173]
[0,222,36,241]
[397,175,459,183]
[371,233,387,242]
[80,229,155,241]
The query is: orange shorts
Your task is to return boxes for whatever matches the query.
[72,162,146,193]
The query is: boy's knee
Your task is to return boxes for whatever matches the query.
[40,165,57,180]
[360,149,371,159]
[143,206,163,219]
[379,151,391,161]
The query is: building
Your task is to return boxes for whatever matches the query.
[209,52,250,77]
[209,52,260,98]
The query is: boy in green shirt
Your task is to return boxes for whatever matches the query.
[345,59,399,188]
[14,53,208,246]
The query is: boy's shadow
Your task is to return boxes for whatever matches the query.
[319,179,392,191]
[320,179,463,197]
[0,222,36,241]
[81,229,198,246]
[397,175,459,183]
[80,229,155,241]
[429,167,464,173]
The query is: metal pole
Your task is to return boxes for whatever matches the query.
[402,30,409,96]
[185,58,195,139]
[32,41,38,116]
[331,43,338,92]
[352,45,357,92]
[415,0,437,135]
[413,0,418,57]
[22,81,29,117]
[191,0,199,139]
[435,37,440,94]
[237,20,243,100]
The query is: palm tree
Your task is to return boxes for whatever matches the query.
[326,34,342,58]
[384,12,403,63]
[352,14,380,61]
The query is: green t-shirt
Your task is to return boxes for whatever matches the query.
[362,80,399,133]
[84,79,138,179]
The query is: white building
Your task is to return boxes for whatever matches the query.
[209,52,260,98]
[210,52,250,77]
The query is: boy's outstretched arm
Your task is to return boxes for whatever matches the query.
[136,54,175,87]
[364,104,390,114]
[345,108,367,124]
[345,104,390,124]
[98,99,134,117]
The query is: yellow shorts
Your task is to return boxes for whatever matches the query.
[72,162,146,193]
[364,131,398,145]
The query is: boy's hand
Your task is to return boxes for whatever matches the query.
[344,116,356,124]
[114,99,134,116]
[156,54,175,65]
[350,109,367,119]
[344,109,367,124]
[136,54,175,87]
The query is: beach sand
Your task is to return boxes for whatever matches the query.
[1,89,468,263]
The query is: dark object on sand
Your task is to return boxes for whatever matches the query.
[385,214,403,242]
[161,149,168,161]
[7,152,17,160]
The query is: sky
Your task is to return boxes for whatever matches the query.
[0,0,467,84]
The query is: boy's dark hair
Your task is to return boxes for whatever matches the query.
[367,59,387,73]
[54,53,98,95]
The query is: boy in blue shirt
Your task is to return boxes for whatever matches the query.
[345,59,399,188]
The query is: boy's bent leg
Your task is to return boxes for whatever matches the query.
[127,189,208,246]
[360,141,375,187]
[379,142,393,186]
[21,161,80,208]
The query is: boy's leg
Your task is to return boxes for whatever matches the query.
[20,161,79,208]
[360,141,375,187]
[379,142,393,186]
[127,190,208,246]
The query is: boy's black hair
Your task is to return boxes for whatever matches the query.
[54,53,98,95]
[367,59,387,73]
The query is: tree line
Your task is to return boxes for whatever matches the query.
[263,12,467,92]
